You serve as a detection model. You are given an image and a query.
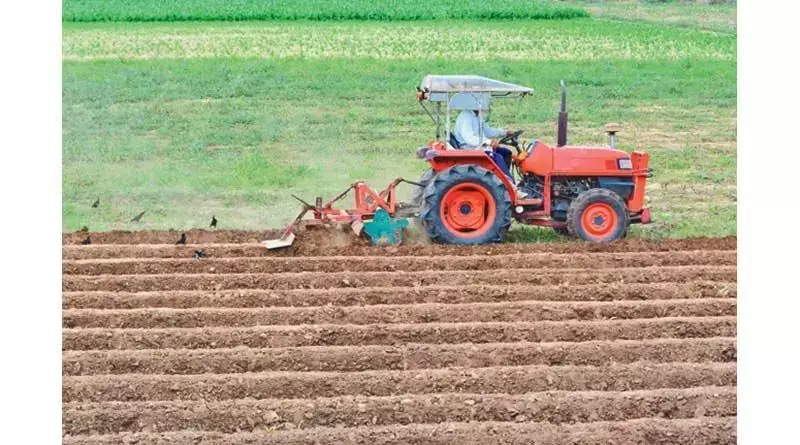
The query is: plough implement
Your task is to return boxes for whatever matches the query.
[263,178,418,249]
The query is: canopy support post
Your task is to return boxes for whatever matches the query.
[419,101,438,127]
[436,102,441,140]
[478,108,484,146]
[445,93,451,147]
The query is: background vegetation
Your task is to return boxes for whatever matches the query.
[63,0,589,22]
[62,1,736,240]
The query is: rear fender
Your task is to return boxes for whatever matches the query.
[426,151,517,201]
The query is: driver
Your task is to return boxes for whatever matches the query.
[453,108,528,198]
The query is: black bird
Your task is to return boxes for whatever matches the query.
[210,215,217,228]
[81,236,91,245]
[91,198,100,208]
[79,226,89,232]
[131,211,146,222]
[176,233,187,245]
[194,249,206,259]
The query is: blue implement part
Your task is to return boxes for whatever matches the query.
[362,208,409,246]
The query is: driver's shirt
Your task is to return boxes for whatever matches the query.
[453,110,506,150]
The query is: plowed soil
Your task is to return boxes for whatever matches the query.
[62,233,737,444]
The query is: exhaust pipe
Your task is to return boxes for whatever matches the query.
[557,80,567,147]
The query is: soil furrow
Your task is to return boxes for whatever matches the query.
[62,232,735,252]
[63,299,736,329]
[62,282,737,310]
[62,316,736,351]
[62,251,736,275]
[62,266,737,292]
[63,337,736,376]
[62,417,736,445]
[63,362,736,402]
[63,417,736,445]
[62,230,279,246]
[62,386,736,435]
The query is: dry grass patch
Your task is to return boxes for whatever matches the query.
[63,21,735,61]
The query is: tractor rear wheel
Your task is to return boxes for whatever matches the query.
[420,165,512,245]
[567,188,630,243]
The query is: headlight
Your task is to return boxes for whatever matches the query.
[617,158,633,169]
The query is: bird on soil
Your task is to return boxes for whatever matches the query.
[131,211,146,222]
[210,215,217,228]
[194,249,206,259]
[91,198,100,208]
[176,233,187,245]
[81,236,91,245]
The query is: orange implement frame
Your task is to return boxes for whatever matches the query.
[264,178,413,249]
[287,178,409,228]
[313,178,402,223]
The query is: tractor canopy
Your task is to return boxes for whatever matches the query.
[416,75,533,142]
[419,75,533,99]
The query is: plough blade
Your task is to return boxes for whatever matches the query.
[351,220,364,236]
[263,205,311,250]
[263,232,296,250]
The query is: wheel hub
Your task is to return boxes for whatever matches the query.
[439,183,497,238]
[581,202,618,240]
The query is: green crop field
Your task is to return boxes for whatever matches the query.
[63,0,589,22]
[62,1,736,240]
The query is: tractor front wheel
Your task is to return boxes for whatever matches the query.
[420,165,512,245]
[566,188,630,243]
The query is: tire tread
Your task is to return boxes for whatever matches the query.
[566,188,630,243]
[420,165,512,245]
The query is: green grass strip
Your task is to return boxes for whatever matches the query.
[63,0,589,22]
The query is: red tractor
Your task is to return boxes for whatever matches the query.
[265,75,651,249]
[411,75,652,244]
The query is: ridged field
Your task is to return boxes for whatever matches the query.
[62,232,736,444]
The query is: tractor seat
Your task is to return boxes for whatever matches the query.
[448,132,463,149]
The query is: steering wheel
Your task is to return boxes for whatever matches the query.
[498,130,525,152]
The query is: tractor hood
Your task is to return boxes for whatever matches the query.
[552,145,633,173]
[521,140,638,176]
